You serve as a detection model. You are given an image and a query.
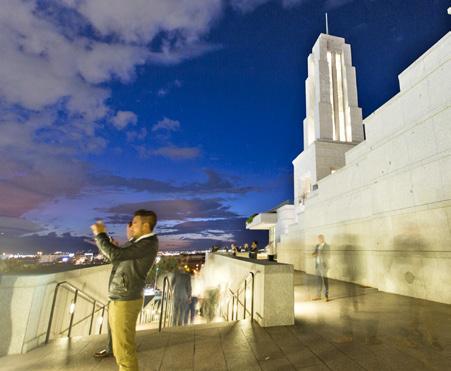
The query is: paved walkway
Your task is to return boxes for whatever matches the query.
[2,271,451,370]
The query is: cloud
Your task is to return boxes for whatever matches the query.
[103,198,268,251]
[106,198,238,221]
[157,89,169,97]
[0,166,253,225]
[230,0,270,12]
[91,168,254,195]
[157,79,183,97]
[148,117,200,160]
[0,0,226,122]
[111,111,138,130]
[281,0,305,7]
[151,146,201,160]
[324,0,354,11]
[0,1,144,117]
[230,0,305,13]
[126,128,148,142]
[152,117,181,132]
[90,174,179,193]
[0,113,91,217]
[157,217,268,250]
[63,0,224,44]
[0,216,42,237]
[0,0,225,174]
[187,169,255,194]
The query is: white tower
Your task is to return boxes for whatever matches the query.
[294,34,364,206]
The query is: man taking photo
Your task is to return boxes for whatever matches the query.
[91,209,158,371]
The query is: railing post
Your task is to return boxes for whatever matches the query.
[99,305,106,334]
[243,280,247,319]
[164,290,169,327]
[250,272,255,322]
[168,288,173,325]
[139,300,144,324]
[45,283,61,344]
[232,296,235,320]
[89,300,96,335]
[159,277,167,332]
[67,289,78,338]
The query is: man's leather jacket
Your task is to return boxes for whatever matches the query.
[95,233,158,301]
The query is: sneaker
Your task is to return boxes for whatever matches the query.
[94,349,112,359]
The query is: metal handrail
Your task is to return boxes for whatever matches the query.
[45,281,108,344]
[58,305,107,336]
[139,295,160,325]
[224,272,255,322]
[158,275,174,332]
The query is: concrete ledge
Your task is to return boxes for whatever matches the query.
[202,253,294,327]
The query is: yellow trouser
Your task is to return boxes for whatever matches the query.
[109,298,143,371]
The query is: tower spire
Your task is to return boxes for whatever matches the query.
[325,13,329,35]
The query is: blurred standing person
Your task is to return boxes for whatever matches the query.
[172,260,192,326]
[184,270,199,324]
[249,240,258,259]
[91,210,158,371]
[231,243,238,256]
[312,234,330,301]
[267,241,276,261]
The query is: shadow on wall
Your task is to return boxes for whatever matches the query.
[0,274,16,357]
[388,224,443,350]
[387,222,428,296]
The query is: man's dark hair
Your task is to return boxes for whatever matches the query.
[134,209,157,231]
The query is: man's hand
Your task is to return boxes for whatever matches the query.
[91,222,106,236]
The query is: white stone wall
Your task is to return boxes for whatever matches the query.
[275,205,295,245]
[278,32,451,304]
[0,264,111,356]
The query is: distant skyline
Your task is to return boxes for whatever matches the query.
[0,0,449,253]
